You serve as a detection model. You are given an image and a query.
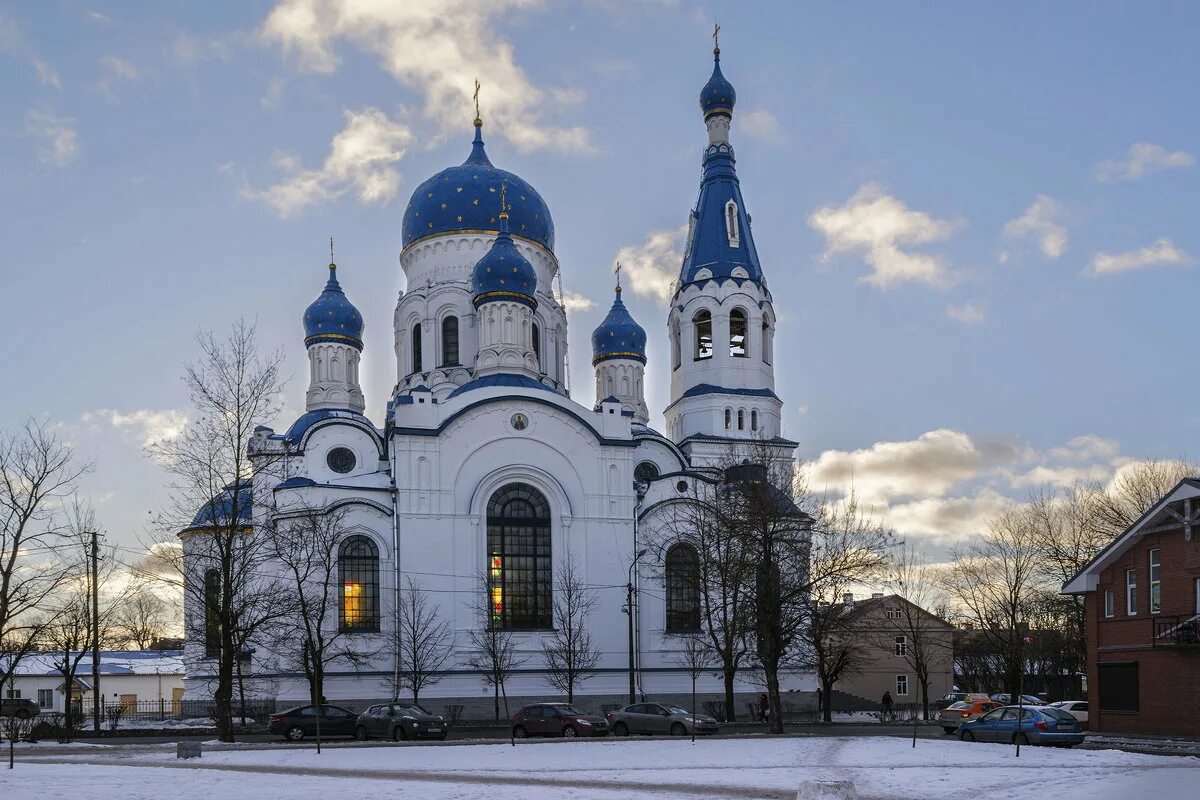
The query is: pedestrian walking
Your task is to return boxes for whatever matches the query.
[881,691,894,722]
[758,693,769,722]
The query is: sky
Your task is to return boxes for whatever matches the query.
[2,1,1198,562]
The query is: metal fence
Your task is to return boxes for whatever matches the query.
[69,698,278,726]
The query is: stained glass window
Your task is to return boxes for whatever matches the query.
[487,483,552,630]
[665,543,700,631]
[339,535,380,632]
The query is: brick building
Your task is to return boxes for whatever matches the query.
[1063,478,1200,736]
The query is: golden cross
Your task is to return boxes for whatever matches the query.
[473,79,481,122]
[499,181,507,217]
[615,261,622,290]
[329,236,335,264]
[712,23,720,52]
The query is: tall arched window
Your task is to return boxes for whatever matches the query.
[487,483,552,629]
[339,536,380,632]
[725,200,740,247]
[411,323,423,373]
[665,543,700,631]
[751,410,759,432]
[724,408,732,430]
[532,322,541,370]
[204,568,221,657]
[762,320,772,365]
[737,409,745,430]
[694,310,713,360]
[672,322,681,369]
[441,316,459,366]
[729,308,748,358]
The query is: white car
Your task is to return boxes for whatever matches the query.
[1049,700,1088,724]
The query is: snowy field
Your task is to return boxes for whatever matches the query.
[7,736,1198,800]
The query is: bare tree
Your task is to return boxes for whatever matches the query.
[112,591,170,651]
[879,544,953,720]
[270,507,377,707]
[1095,458,1198,537]
[45,600,91,737]
[465,571,525,720]
[148,321,287,742]
[807,590,872,722]
[0,419,90,695]
[393,577,453,705]
[541,556,599,703]
[671,634,716,741]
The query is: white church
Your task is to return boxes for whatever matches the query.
[182,44,809,711]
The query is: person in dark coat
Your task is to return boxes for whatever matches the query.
[758,693,769,722]
[881,691,894,721]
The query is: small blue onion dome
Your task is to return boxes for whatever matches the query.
[401,121,555,251]
[700,47,736,120]
[183,480,253,532]
[303,262,364,349]
[591,286,647,365]
[472,197,538,309]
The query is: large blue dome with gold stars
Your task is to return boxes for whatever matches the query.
[401,123,554,251]
[591,287,647,365]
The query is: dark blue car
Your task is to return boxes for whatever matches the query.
[958,705,1084,747]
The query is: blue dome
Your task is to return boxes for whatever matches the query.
[592,287,647,365]
[700,49,736,119]
[184,480,252,532]
[401,123,554,251]
[303,264,363,349]
[472,208,538,309]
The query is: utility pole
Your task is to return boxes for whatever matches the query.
[626,549,647,706]
[90,530,101,734]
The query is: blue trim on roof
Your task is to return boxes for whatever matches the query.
[663,383,780,414]
[183,480,252,532]
[276,476,317,489]
[446,374,557,399]
[270,409,384,458]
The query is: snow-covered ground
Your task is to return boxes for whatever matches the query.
[7,736,1197,800]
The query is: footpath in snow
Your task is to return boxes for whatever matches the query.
[7,735,1198,800]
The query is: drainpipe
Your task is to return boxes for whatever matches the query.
[633,488,646,701]
[390,435,401,702]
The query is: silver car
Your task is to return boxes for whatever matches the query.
[606,703,719,736]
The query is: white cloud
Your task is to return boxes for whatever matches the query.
[244,107,413,217]
[1002,194,1068,259]
[885,490,1012,546]
[25,109,79,166]
[1084,238,1195,277]
[32,57,60,88]
[614,225,686,306]
[945,303,985,325]
[168,31,238,65]
[1094,142,1195,182]
[260,0,592,154]
[97,56,139,97]
[560,291,595,313]
[808,183,960,289]
[738,109,781,142]
[83,408,188,447]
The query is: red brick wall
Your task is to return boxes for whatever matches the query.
[1086,526,1200,736]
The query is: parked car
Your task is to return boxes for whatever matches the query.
[933,692,992,711]
[511,703,609,738]
[1048,701,1088,725]
[269,704,359,741]
[606,703,719,737]
[988,693,1046,706]
[0,698,40,719]
[936,699,1002,734]
[356,703,448,741]
[958,705,1084,747]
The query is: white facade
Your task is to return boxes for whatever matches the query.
[4,651,184,714]
[181,51,812,710]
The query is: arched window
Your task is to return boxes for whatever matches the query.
[532,321,541,370]
[724,408,732,430]
[204,568,221,657]
[339,536,380,632]
[725,200,740,247]
[487,483,552,630]
[737,409,745,430]
[672,322,681,369]
[762,321,772,365]
[441,316,459,366]
[694,310,713,360]
[665,543,700,631]
[634,461,660,485]
[411,323,423,373]
[751,410,759,432]
[729,308,748,358]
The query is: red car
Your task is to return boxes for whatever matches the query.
[511,703,609,738]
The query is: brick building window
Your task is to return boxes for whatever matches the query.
[1098,662,1139,711]
[1103,589,1114,618]
[1148,549,1161,614]
[1126,569,1137,615]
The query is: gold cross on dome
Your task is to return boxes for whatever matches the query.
[712,23,720,52]
[473,79,481,122]
[615,260,622,290]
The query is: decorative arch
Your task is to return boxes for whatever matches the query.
[338,535,380,632]
[665,542,701,631]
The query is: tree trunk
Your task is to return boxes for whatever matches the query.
[920,675,930,721]
[821,677,834,723]
[722,665,736,722]
[493,680,500,721]
[765,665,784,734]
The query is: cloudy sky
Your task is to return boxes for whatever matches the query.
[3,1,1197,559]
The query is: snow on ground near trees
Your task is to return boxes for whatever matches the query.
[7,736,1198,800]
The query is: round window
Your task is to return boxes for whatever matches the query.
[510,413,529,431]
[676,480,689,493]
[326,447,356,474]
[634,461,660,484]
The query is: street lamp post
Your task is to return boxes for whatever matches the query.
[627,548,648,706]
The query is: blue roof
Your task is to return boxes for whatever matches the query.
[402,122,554,251]
[277,408,378,445]
[446,374,555,399]
[185,480,252,531]
[472,206,538,308]
[700,48,736,120]
[592,287,647,365]
[276,476,317,489]
[680,383,779,400]
[303,264,364,349]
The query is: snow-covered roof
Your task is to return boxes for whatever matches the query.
[8,650,184,676]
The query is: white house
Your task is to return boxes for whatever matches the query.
[181,44,812,712]
[4,651,185,714]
